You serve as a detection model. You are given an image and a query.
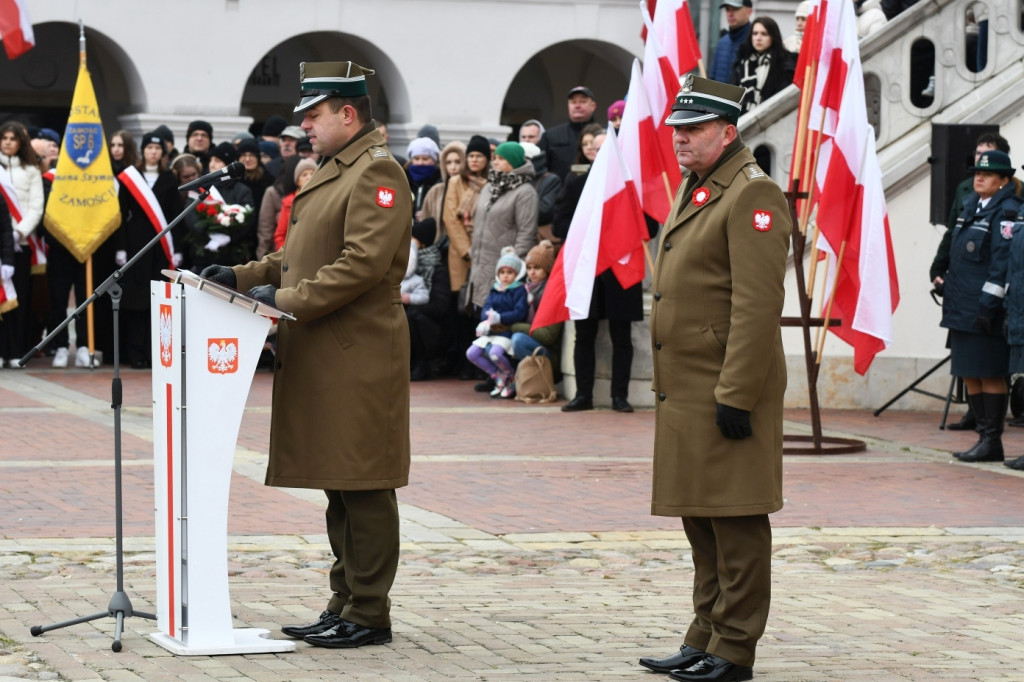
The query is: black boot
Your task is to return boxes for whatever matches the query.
[953,393,985,459]
[959,392,1006,462]
[946,403,976,431]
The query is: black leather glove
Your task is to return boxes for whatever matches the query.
[247,284,277,308]
[716,403,752,440]
[976,315,993,335]
[200,265,236,288]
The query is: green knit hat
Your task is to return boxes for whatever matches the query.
[494,141,526,169]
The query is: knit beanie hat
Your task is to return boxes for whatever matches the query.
[495,245,524,276]
[262,115,289,138]
[293,158,317,183]
[417,124,441,147]
[466,135,491,159]
[140,131,165,156]
[154,124,174,145]
[525,239,555,275]
[406,137,439,162]
[495,141,525,169]
[257,139,280,160]
[210,141,237,165]
[237,138,262,161]
[187,120,213,138]
[231,131,255,145]
[411,218,437,247]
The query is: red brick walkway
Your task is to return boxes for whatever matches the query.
[2,370,1022,540]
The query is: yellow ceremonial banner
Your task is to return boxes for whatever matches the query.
[42,61,121,263]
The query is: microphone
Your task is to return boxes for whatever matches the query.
[178,161,245,191]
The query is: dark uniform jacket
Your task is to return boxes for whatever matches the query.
[940,184,1021,334]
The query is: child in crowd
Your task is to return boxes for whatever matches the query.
[509,239,561,362]
[466,246,529,398]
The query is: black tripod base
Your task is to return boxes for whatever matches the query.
[30,590,156,652]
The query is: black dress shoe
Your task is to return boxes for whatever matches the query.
[668,654,752,681]
[612,396,634,413]
[281,610,341,639]
[304,620,392,648]
[474,378,495,392]
[639,644,705,673]
[561,395,594,412]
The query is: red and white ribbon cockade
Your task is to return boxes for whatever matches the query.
[119,165,175,267]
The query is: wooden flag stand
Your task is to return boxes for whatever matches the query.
[781,183,865,455]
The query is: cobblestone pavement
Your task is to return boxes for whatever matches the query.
[1,369,1023,680]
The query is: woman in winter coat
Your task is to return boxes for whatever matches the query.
[0,121,44,368]
[236,138,274,259]
[115,131,183,368]
[731,17,796,114]
[939,150,1021,463]
[467,141,538,311]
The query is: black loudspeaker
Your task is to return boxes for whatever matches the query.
[929,123,999,225]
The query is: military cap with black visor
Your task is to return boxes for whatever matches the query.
[294,61,375,113]
[664,74,745,126]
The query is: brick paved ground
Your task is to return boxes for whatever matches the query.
[1,368,1023,680]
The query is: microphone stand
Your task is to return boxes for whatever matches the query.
[23,185,213,652]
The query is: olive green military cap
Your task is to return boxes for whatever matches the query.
[294,61,375,113]
[664,74,745,126]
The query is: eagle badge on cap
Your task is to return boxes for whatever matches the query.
[681,74,694,94]
[753,210,772,232]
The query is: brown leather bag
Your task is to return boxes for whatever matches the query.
[514,347,557,404]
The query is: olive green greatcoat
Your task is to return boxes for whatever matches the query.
[649,140,791,517]
[234,124,412,491]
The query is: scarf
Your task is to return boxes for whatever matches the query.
[738,50,773,112]
[486,167,528,208]
[415,243,442,294]
[525,278,546,324]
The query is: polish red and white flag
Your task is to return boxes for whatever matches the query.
[0,0,35,60]
[532,125,648,331]
[801,0,899,374]
[619,58,680,224]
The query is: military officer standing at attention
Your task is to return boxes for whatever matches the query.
[201,61,412,649]
[638,76,792,681]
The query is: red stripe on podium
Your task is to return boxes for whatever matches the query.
[165,382,175,637]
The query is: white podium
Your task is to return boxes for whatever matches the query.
[149,270,296,656]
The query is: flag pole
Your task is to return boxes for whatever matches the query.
[815,240,845,363]
[76,20,98,361]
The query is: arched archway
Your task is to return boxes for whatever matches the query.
[241,31,411,132]
[502,40,636,133]
[0,22,144,133]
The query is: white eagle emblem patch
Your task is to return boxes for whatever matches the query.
[753,210,772,232]
[692,186,710,207]
[1001,220,1014,240]
[376,186,395,208]
[207,338,239,374]
[159,305,173,368]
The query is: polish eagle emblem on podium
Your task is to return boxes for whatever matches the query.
[159,305,173,367]
[207,338,239,374]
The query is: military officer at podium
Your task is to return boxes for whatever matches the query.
[638,75,791,682]
[202,60,412,649]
